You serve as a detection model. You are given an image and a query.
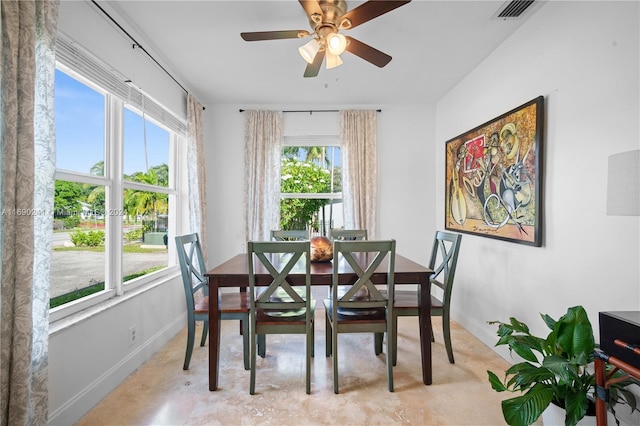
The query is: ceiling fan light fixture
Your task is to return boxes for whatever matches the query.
[326,52,343,69]
[326,33,347,56]
[299,38,320,64]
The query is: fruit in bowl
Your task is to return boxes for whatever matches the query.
[310,236,333,262]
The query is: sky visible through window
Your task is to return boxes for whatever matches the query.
[55,69,169,176]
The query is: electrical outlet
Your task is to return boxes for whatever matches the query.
[128,325,137,346]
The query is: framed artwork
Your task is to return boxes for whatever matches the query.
[444,96,544,246]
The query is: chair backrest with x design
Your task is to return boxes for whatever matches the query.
[329,228,368,241]
[176,233,208,314]
[429,231,462,306]
[270,229,309,241]
[247,240,313,394]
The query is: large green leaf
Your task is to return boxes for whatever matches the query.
[505,363,554,390]
[487,370,507,392]
[563,391,589,426]
[554,306,595,359]
[502,383,554,426]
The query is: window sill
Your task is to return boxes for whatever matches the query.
[49,266,181,336]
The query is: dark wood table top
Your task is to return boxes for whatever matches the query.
[206,253,432,286]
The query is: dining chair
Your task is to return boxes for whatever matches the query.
[324,239,396,393]
[270,229,309,241]
[247,240,314,394]
[392,231,462,365]
[329,228,368,241]
[175,233,250,370]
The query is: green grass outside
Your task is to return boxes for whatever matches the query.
[53,244,166,253]
[49,265,166,309]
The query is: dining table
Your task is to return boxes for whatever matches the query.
[205,252,434,391]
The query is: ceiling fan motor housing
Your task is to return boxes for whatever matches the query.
[310,0,349,33]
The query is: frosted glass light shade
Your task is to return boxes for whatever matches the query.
[326,33,347,56]
[326,52,343,69]
[299,39,320,64]
[606,149,640,216]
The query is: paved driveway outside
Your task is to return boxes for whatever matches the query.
[50,250,168,298]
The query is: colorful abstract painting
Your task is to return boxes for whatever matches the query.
[445,96,544,246]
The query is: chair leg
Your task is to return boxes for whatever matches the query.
[442,312,455,364]
[250,326,257,394]
[242,318,250,370]
[325,314,332,357]
[184,318,196,370]
[431,317,435,343]
[310,318,315,358]
[306,323,312,395]
[392,314,398,366]
[200,320,208,346]
[333,326,339,394]
[258,334,266,358]
[386,322,394,392]
[374,332,384,355]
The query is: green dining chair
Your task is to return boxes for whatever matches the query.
[392,231,462,365]
[175,233,250,370]
[247,240,314,394]
[329,228,368,241]
[324,239,396,393]
[270,229,309,241]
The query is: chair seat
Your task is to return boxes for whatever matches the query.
[323,300,386,321]
[392,290,443,310]
[219,292,250,313]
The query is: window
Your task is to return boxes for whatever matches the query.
[280,136,342,236]
[50,57,184,320]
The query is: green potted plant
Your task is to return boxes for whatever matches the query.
[487,305,638,426]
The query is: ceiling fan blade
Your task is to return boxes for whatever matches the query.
[298,0,323,19]
[304,50,325,78]
[241,30,309,41]
[344,36,392,68]
[340,0,411,30]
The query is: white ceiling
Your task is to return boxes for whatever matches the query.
[106,0,544,106]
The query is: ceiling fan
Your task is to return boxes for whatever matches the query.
[240,0,412,78]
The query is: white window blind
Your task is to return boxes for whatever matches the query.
[55,33,187,135]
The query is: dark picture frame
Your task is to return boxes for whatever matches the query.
[444,96,544,247]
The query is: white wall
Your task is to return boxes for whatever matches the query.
[438,3,639,422]
[436,0,639,345]
[204,104,435,268]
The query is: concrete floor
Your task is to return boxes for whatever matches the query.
[76,312,525,425]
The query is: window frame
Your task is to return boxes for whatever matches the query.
[280,135,342,201]
[280,135,342,234]
[49,64,183,323]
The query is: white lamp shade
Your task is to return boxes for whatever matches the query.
[606,149,640,216]
[326,52,343,69]
[299,39,320,64]
[326,33,347,56]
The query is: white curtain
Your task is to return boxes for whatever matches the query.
[0,1,59,424]
[341,110,378,238]
[186,94,207,260]
[243,110,282,242]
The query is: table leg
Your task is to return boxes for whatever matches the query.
[418,275,432,385]
[209,276,221,391]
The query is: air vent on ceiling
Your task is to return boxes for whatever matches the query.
[494,0,536,20]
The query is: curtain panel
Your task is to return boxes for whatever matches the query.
[243,110,282,242]
[0,1,59,425]
[186,94,207,261]
[341,110,378,238]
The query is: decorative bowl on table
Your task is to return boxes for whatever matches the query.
[310,236,333,262]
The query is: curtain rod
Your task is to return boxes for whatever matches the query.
[90,0,190,98]
[239,109,382,113]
